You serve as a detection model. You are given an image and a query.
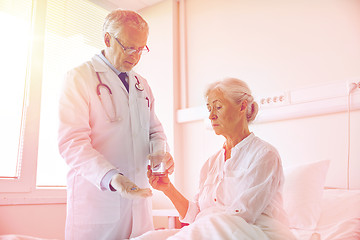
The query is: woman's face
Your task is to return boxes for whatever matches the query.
[206,90,243,137]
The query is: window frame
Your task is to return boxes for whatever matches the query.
[0,0,67,205]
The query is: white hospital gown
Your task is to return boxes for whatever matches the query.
[183,132,288,224]
[133,133,296,240]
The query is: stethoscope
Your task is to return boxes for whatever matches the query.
[95,72,146,122]
[134,76,144,91]
[96,72,144,94]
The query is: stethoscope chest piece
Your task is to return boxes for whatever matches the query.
[135,82,144,91]
[134,76,144,91]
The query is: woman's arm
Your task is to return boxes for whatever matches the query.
[164,183,189,219]
[147,168,189,219]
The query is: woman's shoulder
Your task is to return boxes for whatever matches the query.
[205,148,222,163]
[249,135,280,159]
[200,149,223,172]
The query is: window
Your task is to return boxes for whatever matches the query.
[0,0,108,203]
[0,1,32,177]
[0,0,33,192]
[37,0,108,186]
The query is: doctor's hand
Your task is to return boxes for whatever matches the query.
[110,174,152,199]
[163,152,174,175]
[147,166,171,193]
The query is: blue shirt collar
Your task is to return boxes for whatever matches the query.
[97,51,125,77]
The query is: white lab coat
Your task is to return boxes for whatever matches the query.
[58,54,167,240]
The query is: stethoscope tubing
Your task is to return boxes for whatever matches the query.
[96,72,144,95]
[95,71,146,122]
[96,72,112,95]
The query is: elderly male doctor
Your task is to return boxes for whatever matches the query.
[58,9,174,240]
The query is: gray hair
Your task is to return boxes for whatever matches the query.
[103,9,149,38]
[205,78,259,123]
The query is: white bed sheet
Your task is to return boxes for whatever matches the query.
[132,212,297,240]
[132,213,269,240]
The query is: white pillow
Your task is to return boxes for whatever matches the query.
[283,160,330,230]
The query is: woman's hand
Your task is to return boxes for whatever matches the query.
[147,166,171,192]
[147,166,189,219]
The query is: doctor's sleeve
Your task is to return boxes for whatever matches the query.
[58,69,117,189]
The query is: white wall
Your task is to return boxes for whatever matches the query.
[185,0,360,105]
[138,0,176,228]
[0,204,66,239]
[141,0,360,200]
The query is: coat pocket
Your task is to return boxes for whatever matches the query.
[137,97,150,130]
[72,176,121,225]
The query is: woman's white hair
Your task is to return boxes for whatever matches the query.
[205,78,259,123]
[103,9,149,38]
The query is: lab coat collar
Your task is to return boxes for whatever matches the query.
[91,54,136,95]
[91,53,110,73]
[97,51,121,76]
[92,53,134,77]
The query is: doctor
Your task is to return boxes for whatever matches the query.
[58,9,174,240]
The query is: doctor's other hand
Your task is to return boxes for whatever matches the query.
[110,174,152,199]
[164,152,174,175]
[147,167,171,192]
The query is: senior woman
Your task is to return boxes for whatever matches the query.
[133,78,296,240]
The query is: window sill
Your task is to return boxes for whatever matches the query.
[0,187,66,205]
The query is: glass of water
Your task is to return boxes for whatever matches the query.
[149,140,167,176]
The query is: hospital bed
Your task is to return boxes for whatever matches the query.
[2,168,359,240]
[282,160,360,240]
[255,81,360,240]
[149,160,360,240]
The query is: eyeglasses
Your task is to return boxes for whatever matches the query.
[110,33,149,55]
